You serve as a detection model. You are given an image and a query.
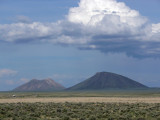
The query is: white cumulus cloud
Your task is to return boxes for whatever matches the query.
[0,0,160,58]
[0,22,61,43]
[68,0,146,27]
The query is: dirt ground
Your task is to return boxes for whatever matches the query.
[0,97,160,103]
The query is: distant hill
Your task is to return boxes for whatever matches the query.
[68,72,148,90]
[13,78,65,91]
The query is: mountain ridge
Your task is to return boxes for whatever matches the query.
[13,72,148,91]
[67,72,148,90]
[13,78,65,91]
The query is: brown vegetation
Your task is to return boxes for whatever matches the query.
[0,97,160,103]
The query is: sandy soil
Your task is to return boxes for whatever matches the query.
[0,97,160,103]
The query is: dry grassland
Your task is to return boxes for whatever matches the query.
[0,97,160,103]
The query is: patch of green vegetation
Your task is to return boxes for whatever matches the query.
[0,102,160,120]
[1,89,160,99]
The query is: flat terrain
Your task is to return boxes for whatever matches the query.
[1,97,160,103]
[1,89,160,98]
[0,90,160,103]
[1,90,160,119]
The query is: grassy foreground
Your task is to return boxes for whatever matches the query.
[0,90,160,120]
[0,102,160,120]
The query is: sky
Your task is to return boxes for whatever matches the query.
[0,0,160,91]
